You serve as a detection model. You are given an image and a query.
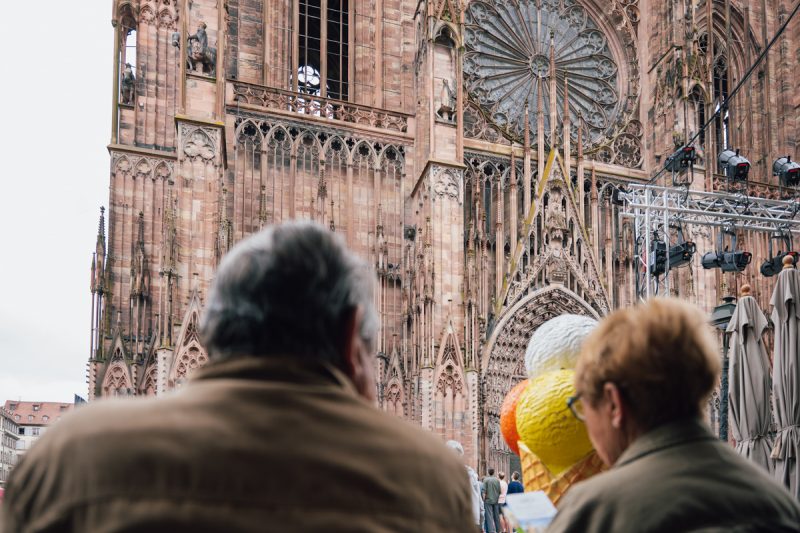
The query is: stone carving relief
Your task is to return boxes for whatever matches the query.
[431,166,463,204]
[187,21,217,76]
[233,115,407,169]
[181,126,218,164]
[437,79,457,122]
[103,362,132,396]
[463,102,511,145]
[121,63,136,105]
[112,153,175,181]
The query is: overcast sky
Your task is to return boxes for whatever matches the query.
[0,4,112,402]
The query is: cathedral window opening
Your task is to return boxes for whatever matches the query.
[296,0,349,101]
[483,178,492,236]
[689,86,706,152]
[713,54,730,151]
[118,10,137,106]
[124,29,137,76]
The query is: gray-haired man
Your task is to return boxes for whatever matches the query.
[3,221,473,532]
[446,440,484,532]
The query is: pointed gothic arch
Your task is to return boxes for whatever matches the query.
[141,364,158,396]
[103,352,133,397]
[168,292,209,388]
[481,284,600,469]
[433,325,467,441]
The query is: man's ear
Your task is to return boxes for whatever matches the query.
[340,306,376,401]
[603,382,626,429]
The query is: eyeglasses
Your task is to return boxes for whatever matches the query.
[566,393,585,422]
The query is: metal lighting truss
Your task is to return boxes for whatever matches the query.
[620,183,800,300]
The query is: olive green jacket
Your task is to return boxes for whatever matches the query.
[2,357,473,533]
[548,418,800,533]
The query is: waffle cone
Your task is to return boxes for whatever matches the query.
[519,441,606,505]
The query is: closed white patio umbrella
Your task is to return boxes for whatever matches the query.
[770,255,800,498]
[727,284,773,472]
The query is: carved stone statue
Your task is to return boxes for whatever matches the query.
[187,22,217,76]
[121,63,136,105]
[436,79,457,122]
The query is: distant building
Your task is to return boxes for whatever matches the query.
[0,408,19,487]
[3,402,73,458]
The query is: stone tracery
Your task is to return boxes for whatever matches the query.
[465,0,620,148]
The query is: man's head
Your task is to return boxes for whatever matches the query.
[487,468,495,476]
[574,298,719,466]
[498,472,505,480]
[511,472,520,481]
[200,221,379,399]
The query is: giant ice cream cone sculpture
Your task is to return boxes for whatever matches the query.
[500,314,606,504]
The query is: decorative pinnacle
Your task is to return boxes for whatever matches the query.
[137,211,145,244]
[98,206,106,239]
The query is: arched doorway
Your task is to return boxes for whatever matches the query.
[480,285,600,473]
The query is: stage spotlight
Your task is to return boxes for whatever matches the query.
[701,250,751,272]
[718,149,751,180]
[773,156,800,187]
[761,252,798,277]
[665,146,697,173]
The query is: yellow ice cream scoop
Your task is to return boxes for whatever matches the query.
[515,369,593,476]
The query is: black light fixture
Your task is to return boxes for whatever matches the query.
[773,156,800,187]
[611,185,626,206]
[701,250,752,272]
[665,145,697,173]
[718,149,751,181]
[701,229,751,273]
[760,232,798,277]
[648,224,696,276]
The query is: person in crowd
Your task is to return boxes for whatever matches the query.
[446,440,484,532]
[548,298,800,532]
[497,471,509,533]
[507,471,524,495]
[483,467,502,533]
[2,221,474,532]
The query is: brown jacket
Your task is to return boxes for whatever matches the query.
[2,357,473,532]
[548,418,800,533]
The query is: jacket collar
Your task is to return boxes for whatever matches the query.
[614,418,716,468]
[191,355,359,396]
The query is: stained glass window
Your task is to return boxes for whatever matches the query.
[464,0,620,149]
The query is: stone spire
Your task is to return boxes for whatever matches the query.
[130,211,149,298]
[92,207,106,294]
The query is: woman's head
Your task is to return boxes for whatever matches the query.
[574,298,720,464]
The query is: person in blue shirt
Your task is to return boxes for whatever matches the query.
[507,471,524,495]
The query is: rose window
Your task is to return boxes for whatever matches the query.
[464,0,621,149]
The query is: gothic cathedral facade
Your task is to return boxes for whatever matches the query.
[90,0,799,471]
